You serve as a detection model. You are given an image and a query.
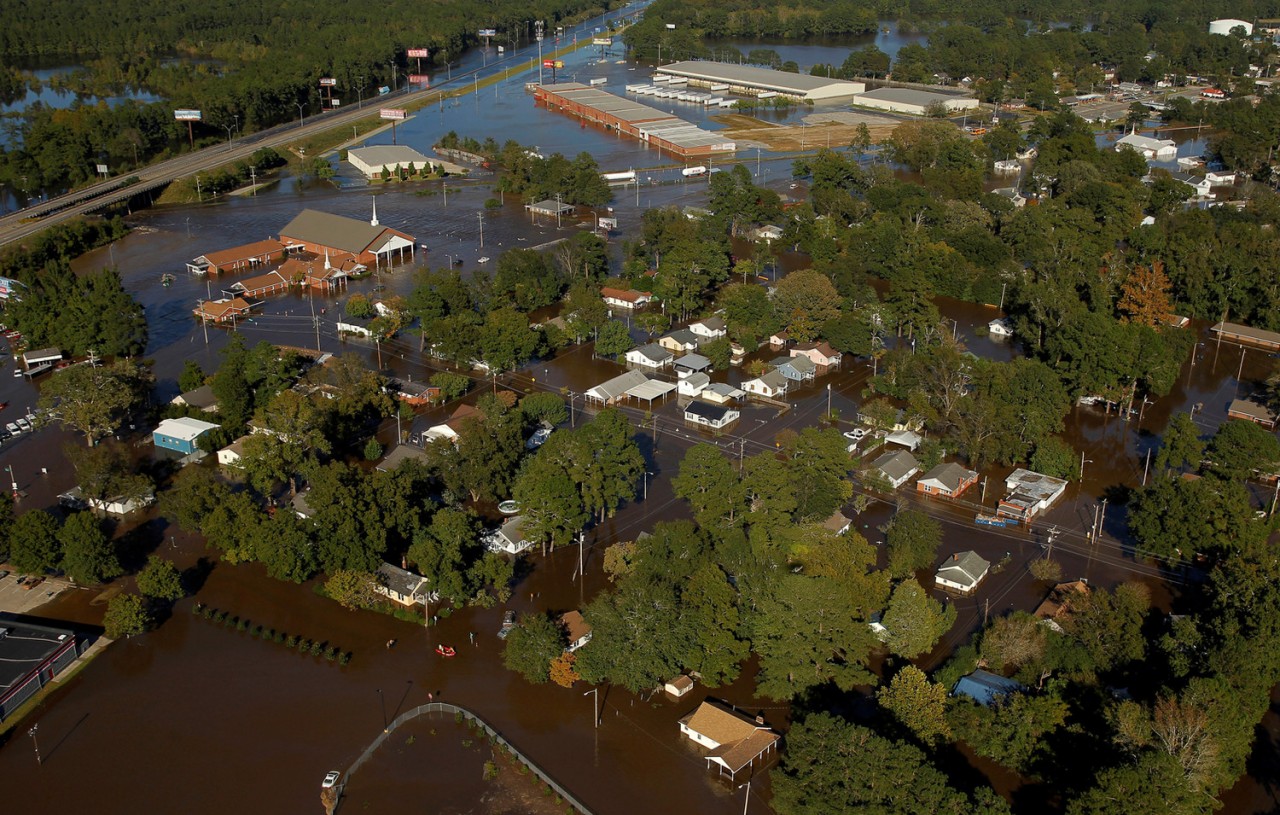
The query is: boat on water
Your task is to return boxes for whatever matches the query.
[160,273,176,287]
[435,644,457,657]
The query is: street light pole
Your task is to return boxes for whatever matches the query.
[296,102,305,129]
[583,688,598,728]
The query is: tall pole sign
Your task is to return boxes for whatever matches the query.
[407,48,429,75]
[174,109,202,148]
[380,108,407,144]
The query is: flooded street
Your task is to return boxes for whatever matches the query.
[2,16,1280,811]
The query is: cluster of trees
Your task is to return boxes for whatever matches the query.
[0,0,607,192]
[8,506,122,584]
[436,133,612,206]
[40,359,156,446]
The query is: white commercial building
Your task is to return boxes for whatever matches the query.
[851,87,978,115]
[346,145,438,180]
[1115,132,1178,159]
[654,61,865,101]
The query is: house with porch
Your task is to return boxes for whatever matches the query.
[916,462,979,499]
[601,287,652,310]
[373,562,432,607]
[658,329,701,355]
[771,355,816,383]
[625,343,674,369]
[483,515,533,555]
[689,316,727,340]
[684,401,740,429]
[674,353,712,378]
[678,701,780,780]
[742,369,789,399]
[936,550,990,594]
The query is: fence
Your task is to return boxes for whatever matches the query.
[339,701,593,814]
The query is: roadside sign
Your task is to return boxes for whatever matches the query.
[478,29,497,37]
[95,164,109,174]
[379,108,407,120]
[408,75,431,86]
[554,61,564,69]
[407,48,430,58]
[319,77,337,87]
[593,38,612,46]
[543,60,555,68]
[173,109,202,121]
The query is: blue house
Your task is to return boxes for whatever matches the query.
[952,669,1025,706]
[153,417,220,454]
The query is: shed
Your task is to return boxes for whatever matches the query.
[665,675,695,698]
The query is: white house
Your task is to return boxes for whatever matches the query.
[678,701,780,779]
[625,343,674,369]
[689,317,727,339]
[742,369,790,399]
[678,372,711,397]
[823,509,852,535]
[601,286,652,309]
[870,449,920,490]
[216,435,252,468]
[336,314,374,338]
[423,404,481,444]
[1170,171,1214,198]
[751,224,784,242]
[936,550,991,594]
[483,515,532,555]
[1115,131,1178,159]
[988,318,1013,337]
[998,468,1068,522]
[665,675,695,698]
[560,610,593,652]
[1205,170,1237,185]
[684,401,740,429]
[585,370,650,404]
[58,486,154,516]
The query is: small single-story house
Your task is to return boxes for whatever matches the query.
[560,610,593,652]
[665,675,695,698]
[193,297,254,324]
[1115,131,1178,159]
[674,353,712,377]
[684,401,740,429]
[1205,170,1237,185]
[216,435,251,468]
[689,317,727,339]
[658,329,701,354]
[423,404,481,444]
[153,417,220,455]
[170,385,218,413]
[870,449,919,490]
[377,444,430,472]
[823,509,852,535]
[790,341,842,369]
[857,407,923,433]
[988,318,1014,337]
[585,370,651,404]
[916,462,979,499]
[998,469,1068,522]
[885,429,923,451]
[484,515,532,555]
[742,369,790,399]
[1170,172,1213,198]
[678,701,780,779]
[394,379,441,406]
[525,199,575,217]
[936,550,991,594]
[625,343,674,369]
[1227,398,1277,429]
[1033,580,1091,632]
[229,269,290,299]
[751,224,784,242]
[771,355,816,382]
[601,287,652,309]
[993,187,1026,207]
[373,562,432,606]
[57,486,154,516]
[953,669,1024,706]
[678,372,710,397]
[702,382,745,404]
[336,314,374,338]
[768,331,790,348]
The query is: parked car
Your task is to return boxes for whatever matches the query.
[322,771,341,788]
[0,569,9,579]
[842,428,868,441]
[23,577,43,590]
[525,425,554,450]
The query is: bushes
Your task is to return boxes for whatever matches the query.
[192,603,352,666]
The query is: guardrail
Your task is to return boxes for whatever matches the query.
[339,701,592,814]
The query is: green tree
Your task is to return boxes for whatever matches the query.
[178,360,206,392]
[1030,436,1078,480]
[38,358,152,445]
[325,570,376,610]
[58,510,120,584]
[772,270,843,341]
[502,612,566,684]
[519,392,567,428]
[594,320,633,358]
[881,578,956,660]
[1067,751,1214,815]
[9,509,62,574]
[1155,412,1204,476]
[885,510,943,578]
[1206,418,1280,481]
[253,510,318,583]
[877,665,952,745]
[241,389,331,494]
[103,592,153,639]
[672,444,746,533]
[69,440,153,507]
[429,371,471,402]
[135,555,184,601]
[949,690,1069,773]
[512,454,588,553]
[407,507,484,602]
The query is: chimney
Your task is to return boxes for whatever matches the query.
[401,554,408,570]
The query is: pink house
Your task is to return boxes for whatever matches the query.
[790,341,843,369]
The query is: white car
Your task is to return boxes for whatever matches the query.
[525,426,554,450]
[322,771,341,789]
[842,428,867,441]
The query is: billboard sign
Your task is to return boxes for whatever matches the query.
[319,77,337,87]
[380,108,407,120]
[478,28,496,38]
[174,109,202,121]
[96,163,109,174]
[593,38,612,46]
[407,48,430,58]
[554,61,564,69]
[408,74,431,86]
[543,60,555,67]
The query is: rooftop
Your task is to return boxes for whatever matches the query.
[1006,468,1069,500]
[347,145,432,168]
[657,61,865,98]
[154,417,220,442]
[953,669,1025,706]
[855,86,975,106]
[685,401,734,422]
[0,620,77,699]
[279,209,403,255]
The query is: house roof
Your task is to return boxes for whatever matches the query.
[711,729,780,774]
[154,417,220,442]
[1005,469,1068,501]
[377,444,430,471]
[793,340,840,358]
[587,369,651,401]
[195,298,253,319]
[778,355,816,374]
[872,449,919,481]
[1212,321,1280,346]
[630,343,674,363]
[823,509,851,533]
[560,610,592,643]
[174,384,217,410]
[953,669,1025,706]
[752,369,789,390]
[279,209,401,255]
[705,383,745,399]
[200,239,286,267]
[348,145,432,169]
[627,378,676,401]
[1033,580,1091,620]
[937,550,990,586]
[674,353,712,371]
[682,372,711,390]
[231,269,289,294]
[499,515,527,545]
[601,286,648,303]
[685,401,734,423]
[667,674,695,692]
[692,316,726,332]
[679,701,771,746]
[375,562,428,598]
[1229,398,1276,423]
[918,462,978,492]
[664,328,701,347]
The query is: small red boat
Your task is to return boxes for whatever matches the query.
[435,644,456,658]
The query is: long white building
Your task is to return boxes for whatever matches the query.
[654,61,865,101]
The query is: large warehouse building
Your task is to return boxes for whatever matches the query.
[654,61,865,101]
[0,620,85,723]
[346,145,438,180]
[851,87,978,115]
[531,83,736,159]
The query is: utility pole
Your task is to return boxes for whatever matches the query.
[1142,448,1152,486]
[584,688,599,728]
[28,724,40,765]
[1097,498,1108,543]
[1045,526,1058,559]
[536,21,545,84]
[478,211,484,248]
[249,165,256,196]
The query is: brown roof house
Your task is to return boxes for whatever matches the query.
[1227,398,1277,430]
[1033,580,1091,632]
[560,610,594,652]
[193,297,255,324]
[278,205,416,269]
[186,238,287,275]
[679,700,780,779]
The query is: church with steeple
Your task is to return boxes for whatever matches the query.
[277,200,417,269]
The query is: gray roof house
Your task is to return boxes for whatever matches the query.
[170,385,218,412]
[771,355,816,382]
[953,669,1025,706]
[484,515,532,555]
[659,329,702,354]
[689,316,727,339]
[373,562,432,606]
[935,550,991,594]
[625,343,675,369]
[870,449,920,489]
[674,353,712,376]
[743,369,790,399]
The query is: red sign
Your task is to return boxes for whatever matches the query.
[543,60,555,68]
[408,75,431,86]
[407,48,429,58]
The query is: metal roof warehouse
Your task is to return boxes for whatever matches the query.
[655,61,866,101]
[531,83,736,158]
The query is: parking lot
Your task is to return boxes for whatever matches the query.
[0,568,73,614]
